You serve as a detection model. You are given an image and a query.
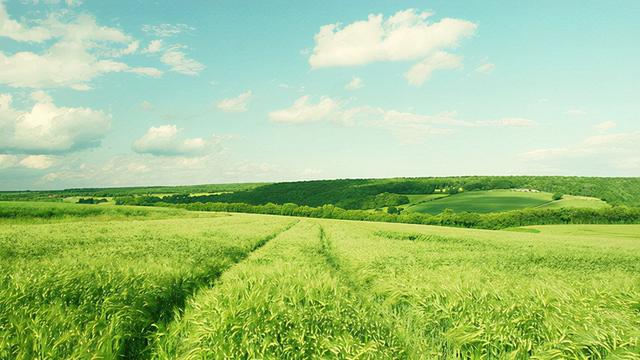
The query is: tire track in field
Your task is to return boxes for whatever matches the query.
[138,220,300,358]
[316,224,415,358]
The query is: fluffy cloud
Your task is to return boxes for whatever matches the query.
[0,154,18,168]
[0,92,111,154]
[161,46,204,75]
[143,39,163,53]
[0,1,51,41]
[19,155,55,169]
[309,9,475,84]
[0,154,55,169]
[0,5,163,89]
[405,51,462,86]
[370,111,533,143]
[310,9,475,67]
[345,77,363,91]
[269,95,534,143]
[475,118,535,127]
[37,154,282,189]
[133,124,220,156]
[268,96,351,124]
[217,91,252,112]
[521,132,640,163]
[475,62,495,74]
[142,23,194,37]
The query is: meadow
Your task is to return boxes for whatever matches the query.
[1,201,638,358]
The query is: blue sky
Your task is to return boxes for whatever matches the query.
[0,0,639,190]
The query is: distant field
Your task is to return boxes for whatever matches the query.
[1,203,639,358]
[537,194,610,209]
[404,190,610,214]
[406,190,552,214]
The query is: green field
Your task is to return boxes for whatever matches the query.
[537,195,610,210]
[1,202,639,358]
[405,190,553,214]
[404,190,608,215]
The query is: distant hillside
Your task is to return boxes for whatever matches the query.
[151,176,640,210]
[0,183,265,201]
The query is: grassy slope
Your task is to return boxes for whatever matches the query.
[406,190,553,214]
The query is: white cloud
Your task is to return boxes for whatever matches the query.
[309,9,475,85]
[370,109,457,143]
[269,95,534,143]
[143,39,163,53]
[475,62,495,74]
[19,155,54,169]
[405,51,462,86]
[39,151,253,188]
[593,120,616,131]
[0,154,18,169]
[521,132,640,166]
[0,153,56,170]
[0,8,162,89]
[0,92,111,154]
[310,9,476,68]
[0,1,51,41]
[142,23,194,37]
[127,66,162,77]
[217,91,252,112]
[475,118,535,127]
[268,96,347,124]
[132,124,220,156]
[345,77,363,91]
[161,46,204,75]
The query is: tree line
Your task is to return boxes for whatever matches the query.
[144,201,640,230]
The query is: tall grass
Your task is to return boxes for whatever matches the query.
[0,201,193,223]
[324,221,640,358]
[153,221,407,359]
[0,215,294,359]
[155,219,640,358]
[2,208,639,358]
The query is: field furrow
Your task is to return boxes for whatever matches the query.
[152,220,408,359]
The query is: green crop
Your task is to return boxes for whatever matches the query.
[0,214,294,359]
[1,201,639,359]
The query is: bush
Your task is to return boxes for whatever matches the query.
[552,193,564,201]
